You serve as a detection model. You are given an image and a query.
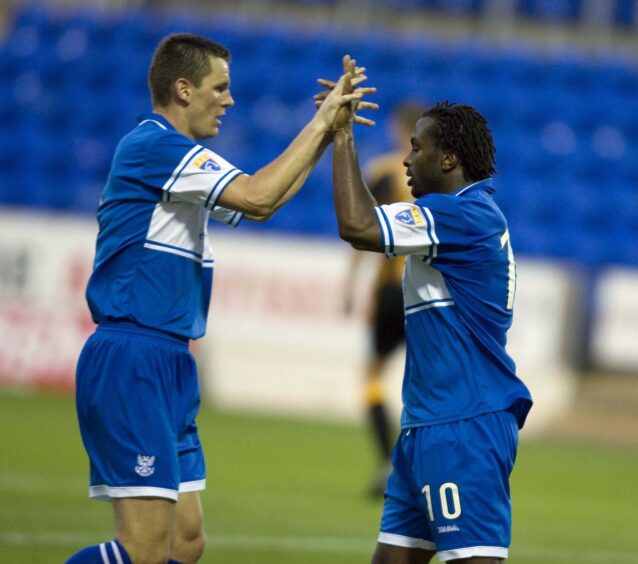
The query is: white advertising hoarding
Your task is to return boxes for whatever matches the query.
[0,210,96,389]
[591,268,638,371]
[0,210,580,434]
[201,231,579,435]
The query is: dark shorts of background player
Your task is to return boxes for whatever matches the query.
[373,283,405,357]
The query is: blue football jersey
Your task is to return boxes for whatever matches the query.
[86,113,245,340]
[374,179,532,429]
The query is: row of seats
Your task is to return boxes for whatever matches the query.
[0,5,636,266]
[278,0,638,28]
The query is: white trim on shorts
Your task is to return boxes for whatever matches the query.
[377,532,436,551]
[179,479,206,493]
[90,485,179,501]
[437,545,509,561]
[90,480,205,502]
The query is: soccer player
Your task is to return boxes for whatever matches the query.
[326,63,533,562]
[66,36,375,564]
[342,102,425,498]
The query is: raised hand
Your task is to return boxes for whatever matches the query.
[314,55,378,133]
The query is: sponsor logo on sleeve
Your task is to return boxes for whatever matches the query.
[193,153,221,171]
[394,206,425,226]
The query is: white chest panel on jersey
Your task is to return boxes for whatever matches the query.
[403,256,454,315]
[144,201,213,266]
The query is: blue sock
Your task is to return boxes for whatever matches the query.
[66,540,132,563]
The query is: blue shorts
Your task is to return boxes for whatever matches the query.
[75,323,206,502]
[379,410,518,561]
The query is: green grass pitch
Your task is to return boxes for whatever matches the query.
[1,390,637,563]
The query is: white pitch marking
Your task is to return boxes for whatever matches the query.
[0,531,637,562]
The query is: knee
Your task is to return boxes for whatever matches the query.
[184,529,206,562]
[120,538,170,564]
[172,526,206,562]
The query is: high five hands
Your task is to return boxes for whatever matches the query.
[315,55,378,133]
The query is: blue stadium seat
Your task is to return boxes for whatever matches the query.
[615,0,637,28]
[1,4,637,267]
[518,0,582,24]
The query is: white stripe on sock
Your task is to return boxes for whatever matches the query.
[111,541,124,564]
[99,542,111,564]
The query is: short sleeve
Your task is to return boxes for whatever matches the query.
[375,195,466,264]
[142,132,244,209]
[210,205,243,227]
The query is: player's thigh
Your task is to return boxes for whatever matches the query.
[173,491,204,544]
[113,497,175,557]
[372,542,435,564]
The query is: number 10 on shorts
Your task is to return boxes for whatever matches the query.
[422,483,462,521]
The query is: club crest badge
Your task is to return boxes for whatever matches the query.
[135,455,156,477]
[193,153,221,171]
[394,206,425,226]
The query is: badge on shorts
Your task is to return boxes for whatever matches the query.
[193,153,221,171]
[394,206,425,226]
[135,454,156,477]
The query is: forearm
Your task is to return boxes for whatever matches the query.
[221,65,372,220]
[333,127,382,251]
[244,116,329,215]
[268,135,331,214]
[243,136,330,222]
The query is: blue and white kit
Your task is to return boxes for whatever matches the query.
[87,112,244,340]
[77,112,245,501]
[373,178,533,561]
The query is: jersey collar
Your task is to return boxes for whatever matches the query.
[452,177,494,197]
[136,112,176,131]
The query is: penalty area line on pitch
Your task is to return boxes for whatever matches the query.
[0,531,371,554]
[1,531,637,562]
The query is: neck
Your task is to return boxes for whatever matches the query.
[439,171,469,195]
[153,105,190,138]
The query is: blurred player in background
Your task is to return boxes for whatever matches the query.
[342,102,424,498]
[321,60,533,562]
[67,36,375,564]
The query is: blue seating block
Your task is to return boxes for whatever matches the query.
[1,4,637,266]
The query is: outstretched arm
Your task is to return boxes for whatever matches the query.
[315,56,381,251]
[255,63,378,221]
[244,135,332,222]
[333,125,382,252]
[218,69,374,221]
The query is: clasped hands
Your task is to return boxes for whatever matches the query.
[314,55,378,134]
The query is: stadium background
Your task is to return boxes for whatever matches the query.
[1,0,637,562]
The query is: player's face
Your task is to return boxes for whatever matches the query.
[186,56,234,140]
[403,117,444,198]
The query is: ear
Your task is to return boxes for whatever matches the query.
[174,78,191,105]
[441,151,458,172]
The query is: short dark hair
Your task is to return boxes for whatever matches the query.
[148,33,231,107]
[422,101,496,181]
